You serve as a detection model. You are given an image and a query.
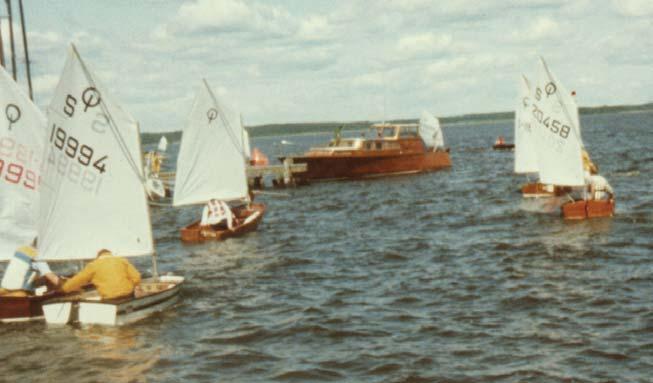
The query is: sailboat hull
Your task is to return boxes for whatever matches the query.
[42,275,184,326]
[493,143,514,150]
[180,203,266,243]
[562,199,615,220]
[521,183,571,198]
[0,291,65,323]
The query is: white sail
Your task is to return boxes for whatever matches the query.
[243,128,251,160]
[157,135,168,152]
[531,57,585,187]
[173,80,248,206]
[239,113,251,160]
[0,67,46,260]
[514,75,539,174]
[38,45,153,261]
[419,111,444,149]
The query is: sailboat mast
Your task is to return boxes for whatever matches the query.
[18,0,32,100]
[0,18,5,68]
[5,0,15,80]
[135,121,159,279]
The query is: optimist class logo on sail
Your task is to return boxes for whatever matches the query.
[43,86,111,195]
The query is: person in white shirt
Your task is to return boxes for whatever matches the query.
[587,174,614,200]
[0,239,60,296]
[200,199,234,230]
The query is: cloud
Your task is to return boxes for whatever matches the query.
[171,0,294,37]
[613,0,653,16]
[297,16,334,41]
[396,33,453,57]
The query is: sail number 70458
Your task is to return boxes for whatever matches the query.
[49,124,108,174]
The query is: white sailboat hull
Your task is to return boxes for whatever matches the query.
[43,275,183,326]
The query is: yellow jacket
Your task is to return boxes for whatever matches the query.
[62,253,141,299]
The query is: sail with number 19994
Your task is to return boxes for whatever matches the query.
[39,44,183,326]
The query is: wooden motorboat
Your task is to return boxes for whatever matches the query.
[42,275,183,326]
[562,199,615,220]
[181,203,266,243]
[280,122,451,182]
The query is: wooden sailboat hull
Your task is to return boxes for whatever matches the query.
[42,275,184,326]
[180,203,266,243]
[493,143,514,150]
[521,183,572,198]
[0,291,65,323]
[283,151,451,182]
[562,199,615,220]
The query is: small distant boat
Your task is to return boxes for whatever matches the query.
[492,136,514,150]
[39,45,183,326]
[180,203,265,242]
[279,111,451,182]
[530,57,614,220]
[173,80,266,242]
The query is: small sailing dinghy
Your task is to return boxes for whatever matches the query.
[0,65,68,323]
[514,75,568,198]
[144,136,170,201]
[174,80,265,243]
[530,57,614,220]
[39,45,183,326]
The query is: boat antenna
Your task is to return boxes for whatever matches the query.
[382,69,386,125]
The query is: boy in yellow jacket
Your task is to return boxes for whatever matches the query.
[61,249,141,300]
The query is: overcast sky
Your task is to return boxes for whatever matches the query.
[3,0,651,132]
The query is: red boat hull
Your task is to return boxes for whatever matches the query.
[562,199,615,220]
[521,183,571,198]
[181,203,266,243]
[493,143,514,150]
[293,151,451,181]
[0,291,64,322]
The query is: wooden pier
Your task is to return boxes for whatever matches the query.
[158,158,307,188]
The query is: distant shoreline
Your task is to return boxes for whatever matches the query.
[141,102,652,144]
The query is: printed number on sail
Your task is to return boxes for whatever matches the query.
[531,105,570,139]
[0,158,38,189]
[49,124,108,173]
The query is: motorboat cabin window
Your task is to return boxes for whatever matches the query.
[375,142,383,150]
[382,127,396,138]
[399,126,419,138]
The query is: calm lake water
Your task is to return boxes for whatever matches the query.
[1,110,652,382]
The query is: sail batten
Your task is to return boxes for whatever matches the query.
[173,81,248,206]
[37,44,153,261]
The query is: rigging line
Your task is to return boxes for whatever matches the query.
[203,80,248,160]
[539,57,584,149]
[72,44,147,185]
